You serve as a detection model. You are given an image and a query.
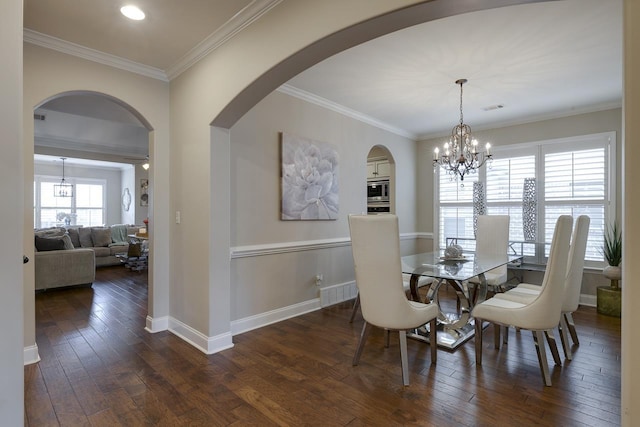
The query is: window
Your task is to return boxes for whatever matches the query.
[34,176,106,228]
[435,132,615,267]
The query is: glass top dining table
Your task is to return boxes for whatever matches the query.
[401,252,523,350]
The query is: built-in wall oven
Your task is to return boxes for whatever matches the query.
[367,179,390,214]
[367,180,389,203]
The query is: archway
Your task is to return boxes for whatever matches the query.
[201,0,542,353]
[366,145,395,215]
[30,90,154,361]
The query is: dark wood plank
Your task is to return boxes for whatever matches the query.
[25,266,621,426]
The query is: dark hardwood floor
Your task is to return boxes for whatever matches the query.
[25,267,621,426]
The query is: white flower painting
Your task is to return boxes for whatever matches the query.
[281,133,339,220]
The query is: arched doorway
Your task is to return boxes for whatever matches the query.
[30,90,154,361]
[366,145,395,215]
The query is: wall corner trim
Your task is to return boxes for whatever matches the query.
[24,344,41,366]
[145,315,169,333]
[169,317,234,355]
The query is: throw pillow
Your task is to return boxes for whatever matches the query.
[67,228,81,248]
[91,227,112,247]
[78,227,93,248]
[34,227,65,238]
[35,235,65,252]
[61,233,74,250]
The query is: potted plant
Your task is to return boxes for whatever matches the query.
[598,222,622,317]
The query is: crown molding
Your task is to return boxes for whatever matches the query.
[23,29,168,82]
[23,0,281,83]
[165,0,283,80]
[416,100,623,141]
[277,84,417,140]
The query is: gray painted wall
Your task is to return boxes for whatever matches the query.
[228,90,418,320]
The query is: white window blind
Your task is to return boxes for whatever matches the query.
[34,176,106,228]
[438,169,477,250]
[435,132,614,267]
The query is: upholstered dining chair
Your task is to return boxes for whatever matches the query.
[349,266,433,323]
[472,215,573,386]
[492,215,590,360]
[468,215,510,300]
[348,214,439,386]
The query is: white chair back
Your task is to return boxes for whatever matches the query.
[348,214,427,330]
[516,215,573,330]
[562,215,590,312]
[476,215,510,283]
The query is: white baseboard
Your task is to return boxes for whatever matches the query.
[231,298,321,336]
[168,317,234,355]
[579,293,597,307]
[24,344,40,365]
[320,281,357,307]
[145,315,169,333]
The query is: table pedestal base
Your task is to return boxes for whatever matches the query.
[408,319,488,351]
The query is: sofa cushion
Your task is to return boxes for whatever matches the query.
[35,227,65,238]
[91,227,112,247]
[35,235,65,252]
[92,247,111,257]
[67,228,81,248]
[110,246,128,256]
[78,227,93,248]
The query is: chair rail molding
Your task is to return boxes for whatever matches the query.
[230,232,432,258]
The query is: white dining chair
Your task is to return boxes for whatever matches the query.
[349,267,433,323]
[348,214,439,386]
[492,215,590,360]
[472,215,573,386]
[467,215,510,302]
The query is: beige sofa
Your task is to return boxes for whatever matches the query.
[34,224,141,290]
[35,248,95,291]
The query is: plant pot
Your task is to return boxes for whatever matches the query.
[597,286,621,317]
[603,265,621,290]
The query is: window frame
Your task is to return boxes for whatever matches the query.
[433,131,616,269]
[34,175,107,229]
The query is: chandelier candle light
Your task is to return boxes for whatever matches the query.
[54,157,74,197]
[433,79,493,183]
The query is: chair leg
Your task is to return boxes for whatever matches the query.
[430,317,437,364]
[399,330,410,386]
[493,323,501,349]
[533,330,552,386]
[545,329,562,366]
[349,293,360,323]
[384,329,390,348]
[475,319,483,366]
[558,315,572,361]
[353,322,372,366]
[565,312,579,345]
[503,326,509,345]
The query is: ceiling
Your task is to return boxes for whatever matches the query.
[25,0,622,145]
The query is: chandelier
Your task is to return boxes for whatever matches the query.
[53,157,74,197]
[433,79,493,182]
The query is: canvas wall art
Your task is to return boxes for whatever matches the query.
[140,179,149,207]
[281,132,339,220]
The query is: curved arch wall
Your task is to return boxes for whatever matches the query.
[23,44,172,355]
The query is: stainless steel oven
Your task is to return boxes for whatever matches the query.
[367,204,390,214]
[367,180,389,203]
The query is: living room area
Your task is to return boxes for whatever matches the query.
[33,92,151,291]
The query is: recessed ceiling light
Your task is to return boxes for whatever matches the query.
[120,5,145,21]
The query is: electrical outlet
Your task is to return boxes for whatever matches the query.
[315,274,323,286]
